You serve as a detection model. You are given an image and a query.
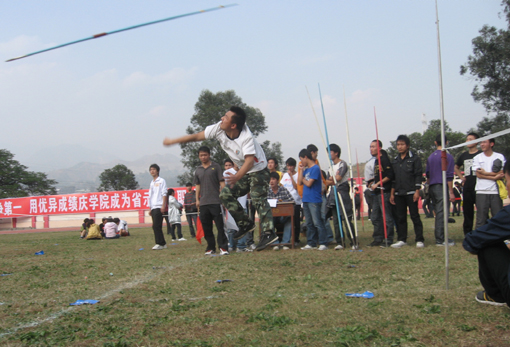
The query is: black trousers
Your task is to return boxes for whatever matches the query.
[151,208,166,246]
[463,188,476,235]
[395,194,424,243]
[478,243,510,306]
[186,214,197,237]
[199,204,228,252]
[293,204,301,243]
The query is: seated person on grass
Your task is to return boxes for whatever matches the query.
[85,219,102,240]
[114,217,130,236]
[99,217,107,237]
[104,217,120,239]
[463,159,510,307]
[80,218,90,239]
[267,171,294,250]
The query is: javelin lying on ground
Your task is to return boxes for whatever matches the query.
[6,4,237,62]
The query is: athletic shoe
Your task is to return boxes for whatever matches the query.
[318,245,328,251]
[273,245,280,251]
[391,241,407,248]
[301,244,317,250]
[236,248,252,253]
[204,250,215,255]
[351,245,358,250]
[152,244,165,250]
[416,242,425,248]
[171,239,177,242]
[255,231,279,251]
[435,239,455,246]
[282,246,290,250]
[233,220,255,240]
[380,241,392,248]
[220,248,229,255]
[228,247,234,252]
[178,238,187,241]
[367,241,383,247]
[334,244,344,250]
[249,244,257,251]
[475,291,506,306]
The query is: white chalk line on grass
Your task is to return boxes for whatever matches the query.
[0,255,207,338]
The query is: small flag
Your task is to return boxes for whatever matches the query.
[196,216,204,244]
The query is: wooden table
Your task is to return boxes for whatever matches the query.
[260,201,295,249]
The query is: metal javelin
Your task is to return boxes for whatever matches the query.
[6,4,238,62]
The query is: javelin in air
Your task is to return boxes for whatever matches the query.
[6,4,237,62]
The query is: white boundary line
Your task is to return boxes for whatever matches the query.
[0,256,206,338]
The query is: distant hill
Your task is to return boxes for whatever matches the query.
[47,153,184,193]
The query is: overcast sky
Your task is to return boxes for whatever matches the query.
[0,0,505,171]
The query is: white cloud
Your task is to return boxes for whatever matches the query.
[0,35,53,57]
[348,88,378,103]
[122,67,198,88]
[296,54,334,66]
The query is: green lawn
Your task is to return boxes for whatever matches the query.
[0,216,509,346]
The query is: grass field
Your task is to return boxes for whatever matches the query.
[0,216,509,346]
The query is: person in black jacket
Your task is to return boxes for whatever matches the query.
[463,159,510,307]
[390,135,425,248]
[366,140,395,247]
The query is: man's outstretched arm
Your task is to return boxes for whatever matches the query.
[163,131,206,146]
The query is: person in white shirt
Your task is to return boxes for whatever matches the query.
[113,217,129,236]
[163,106,278,251]
[473,139,506,228]
[148,164,168,250]
[280,157,302,245]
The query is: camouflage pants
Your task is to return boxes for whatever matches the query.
[219,168,274,232]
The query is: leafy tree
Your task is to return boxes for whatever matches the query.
[98,164,139,191]
[387,120,465,165]
[470,114,510,159]
[177,89,282,185]
[0,149,57,198]
[460,0,510,115]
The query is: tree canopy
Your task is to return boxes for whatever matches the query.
[460,0,510,115]
[387,120,465,165]
[0,149,57,199]
[97,164,139,191]
[177,90,282,185]
[460,0,510,158]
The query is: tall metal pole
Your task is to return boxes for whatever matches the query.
[435,0,449,290]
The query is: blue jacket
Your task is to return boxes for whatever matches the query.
[463,205,510,254]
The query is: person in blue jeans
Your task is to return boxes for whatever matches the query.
[298,149,329,251]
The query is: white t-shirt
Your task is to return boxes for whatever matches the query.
[472,152,506,194]
[148,177,167,209]
[281,172,302,205]
[364,156,376,184]
[205,121,267,174]
[118,220,128,232]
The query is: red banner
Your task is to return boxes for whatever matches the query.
[0,187,188,218]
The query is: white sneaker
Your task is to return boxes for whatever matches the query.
[334,244,344,250]
[171,239,177,242]
[178,238,187,241]
[391,241,407,248]
[152,244,165,250]
[301,244,317,250]
[416,242,425,248]
[220,248,229,255]
[318,245,328,251]
[249,244,256,251]
[282,246,290,250]
[273,245,280,251]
